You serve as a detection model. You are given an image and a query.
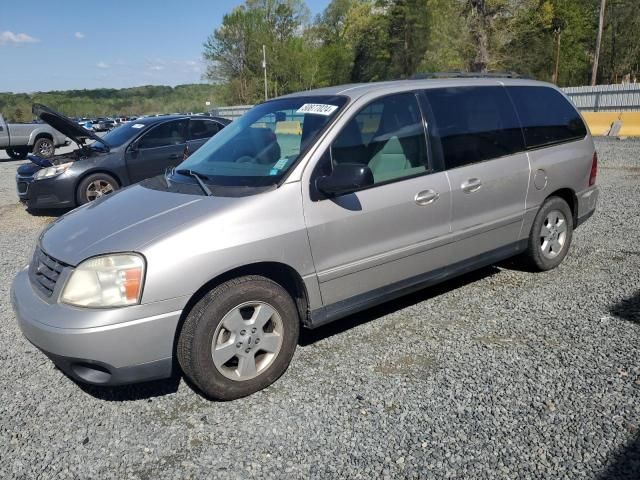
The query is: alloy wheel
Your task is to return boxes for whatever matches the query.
[540,209,568,259]
[85,180,114,201]
[211,301,283,381]
[38,141,53,157]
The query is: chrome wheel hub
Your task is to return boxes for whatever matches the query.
[540,209,567,259]
[86,180,114,201]
[39,141,53,156]
[212,301,283,381]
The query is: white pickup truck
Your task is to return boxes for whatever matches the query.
[0,113,69,159]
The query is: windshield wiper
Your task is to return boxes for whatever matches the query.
[176,169,213,197]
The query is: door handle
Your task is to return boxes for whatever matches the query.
[461,178,482,193]
[168,153,180,160]
[415,189,439,206]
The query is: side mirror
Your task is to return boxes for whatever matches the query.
[129,140,139,152]
[316,163,374,196]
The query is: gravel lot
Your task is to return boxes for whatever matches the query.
[0,138,638,479]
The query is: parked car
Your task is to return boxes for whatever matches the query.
[92,118,116,132]
[11,78,598,400]
[0,113,69,159]
[16,104,229,209]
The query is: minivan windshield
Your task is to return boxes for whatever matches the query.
[176,95,347,187]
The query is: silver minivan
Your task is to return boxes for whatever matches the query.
[11,78,599,400]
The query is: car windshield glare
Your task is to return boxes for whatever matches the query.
[176,96,347,187]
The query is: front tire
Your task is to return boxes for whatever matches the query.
[32,138,55,158]
[6,147,28,160]
[76,173,119,205]
[177,275,300,400]
[525,196,573,271]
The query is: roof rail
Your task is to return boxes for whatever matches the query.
[410,71,530,80]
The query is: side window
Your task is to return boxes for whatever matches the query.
[330,93,428,184]
[138,120,186,149]
[423,86,524,170]
[508,86,587,148]
[188,119,219,141]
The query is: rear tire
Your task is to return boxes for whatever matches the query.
[525,196,573,271]
[6,147,28,160]
[32,138,55,158]
[177,275,299,400]
[76,173,119,205]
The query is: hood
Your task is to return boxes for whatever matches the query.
[39,183,239,266]
[32,103,109,150]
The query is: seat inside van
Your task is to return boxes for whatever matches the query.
[331,95,427,183]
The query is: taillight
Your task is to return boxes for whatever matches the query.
[589,151,598,186]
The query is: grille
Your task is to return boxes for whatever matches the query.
[29,247,66,297]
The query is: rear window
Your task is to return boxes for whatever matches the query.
[423,86,524,169]
[188,119,220,140]
[507,86,587,148]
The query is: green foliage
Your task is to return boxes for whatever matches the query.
[502,0,597,86]
[203,0,316,103]
[0,84,224,123]
[2,0,637,118]
[203,0,640,101]
[599,1,640,83]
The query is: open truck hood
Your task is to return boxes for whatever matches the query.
[32,103,109,151]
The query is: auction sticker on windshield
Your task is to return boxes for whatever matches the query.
[296,104,338,116]
[132,124,145,129]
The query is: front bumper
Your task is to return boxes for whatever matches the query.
[10,268,185,386]
[16,172,77,209]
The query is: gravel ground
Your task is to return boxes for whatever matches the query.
[0,138,639,479]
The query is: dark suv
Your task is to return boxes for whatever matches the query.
[16,105,230,209]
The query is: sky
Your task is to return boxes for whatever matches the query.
[0,0,330,93]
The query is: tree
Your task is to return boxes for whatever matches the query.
[598,0,640,83]
[13,107,24,123]
[420,0,470,73]
[202,0,314,104]
[464,0,510,72]
[203,6,266,103]
[501,0,596,86]
[386,0,430,78]
[312,0,358,86]
[346,2,392,82]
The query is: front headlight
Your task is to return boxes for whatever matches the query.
[33,162,73,180]
[61,254,145,307]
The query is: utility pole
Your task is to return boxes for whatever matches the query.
[262,44,268,101]
[591,0,607,86]
[552,29,562,85]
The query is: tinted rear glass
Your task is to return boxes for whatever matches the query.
[423,86,524,169]
[189,119,220,140]
[507,86,587,148]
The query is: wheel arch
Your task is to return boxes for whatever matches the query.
[173,262,311,357]
[546,188,578,228]
[75,168,122,188]
[30,131,54,146]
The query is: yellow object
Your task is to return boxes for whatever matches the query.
[619,112,640,137]
[275,121,302,135]
[581,112,621,136]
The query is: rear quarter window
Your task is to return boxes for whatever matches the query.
[507,86,587,148]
